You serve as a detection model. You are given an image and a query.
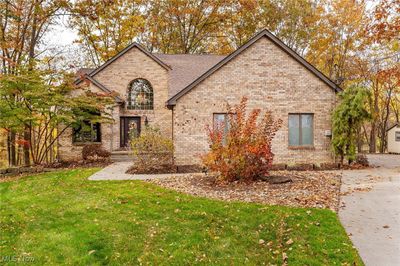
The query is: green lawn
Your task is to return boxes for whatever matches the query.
[0,169,362,265]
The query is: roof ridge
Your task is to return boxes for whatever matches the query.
[84,75,123,103]
[75,42,171,85]
[166,28,342,106]
[387,123,399,131]
[154,53,226,57]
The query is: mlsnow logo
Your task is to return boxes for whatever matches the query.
[1,255,35,263]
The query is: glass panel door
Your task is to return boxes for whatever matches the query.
[120,117,141,148]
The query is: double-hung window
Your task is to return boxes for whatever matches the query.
[288,114,314,147]
[213,113,230,139]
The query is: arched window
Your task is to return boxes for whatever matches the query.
[127,79,153,110]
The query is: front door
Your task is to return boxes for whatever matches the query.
[120,117,141,148]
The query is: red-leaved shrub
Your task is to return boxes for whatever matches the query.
[202,97,282,182]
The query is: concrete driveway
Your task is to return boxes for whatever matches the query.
[339,154,400,266]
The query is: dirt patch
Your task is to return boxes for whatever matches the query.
[148,171,341,211]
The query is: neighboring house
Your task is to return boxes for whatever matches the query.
[58,29,341,167]
[387,123,400,154]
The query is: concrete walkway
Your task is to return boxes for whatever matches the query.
[88,162,187,180]
[339,154,400,266]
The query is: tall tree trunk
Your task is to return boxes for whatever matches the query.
[369,123,376,153]
[379,127,386,153]
[357,126,363,152]
[23,127,30,166]
[8,131,16,166]
[380,87,393,153]
[369,86,379,153]
[23,0,39,166]
[8,131,17,166]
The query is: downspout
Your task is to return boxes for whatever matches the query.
[171,106,175,166]
[332,91,338,163]
[110,106,114,152]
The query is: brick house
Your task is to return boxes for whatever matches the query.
[59,29,341,166]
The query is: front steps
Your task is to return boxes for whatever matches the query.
[110,151,133,162]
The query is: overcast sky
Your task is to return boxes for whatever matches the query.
[45,15,77,48]
[41,15,84,69]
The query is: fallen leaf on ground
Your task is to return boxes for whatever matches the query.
[286,239,294,245]
[282,252,288,262]
[148,171,341,211]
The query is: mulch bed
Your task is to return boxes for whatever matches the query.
[149,171,341,211]
[41,160,112,169]
[126,164,177,175]
[0,160,112,183]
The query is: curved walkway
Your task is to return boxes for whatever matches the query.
[339,154,400,266]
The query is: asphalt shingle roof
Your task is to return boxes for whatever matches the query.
[77,53,225,99]
[154,54,226,98]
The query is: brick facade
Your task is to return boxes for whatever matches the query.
[58,47,171,161]
[172,36,336,165]
[59,33,337,166]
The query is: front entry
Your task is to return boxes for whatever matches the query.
[120,117,141,148]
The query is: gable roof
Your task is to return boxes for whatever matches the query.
[76,68,94,78]
[75,54,225,100]
[387,123,399,131]
[154,54,225,98]
[84,75,124,103]
[166,29,342,106]
[74,42,171,85]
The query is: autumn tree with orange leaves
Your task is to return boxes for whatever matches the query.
[0,0,67,166]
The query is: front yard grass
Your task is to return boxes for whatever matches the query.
[0,169,362,265]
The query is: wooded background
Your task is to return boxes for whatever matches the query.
[0,0,399,167]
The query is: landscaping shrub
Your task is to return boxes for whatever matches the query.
[82,144,111,161]
[202,97,282,182]
[130,125,174,173]
[332,85,370,164]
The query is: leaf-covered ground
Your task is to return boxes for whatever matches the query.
[0,169,362,265]
[150,171,341,211]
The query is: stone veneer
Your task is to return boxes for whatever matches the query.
[172,36,337,166]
